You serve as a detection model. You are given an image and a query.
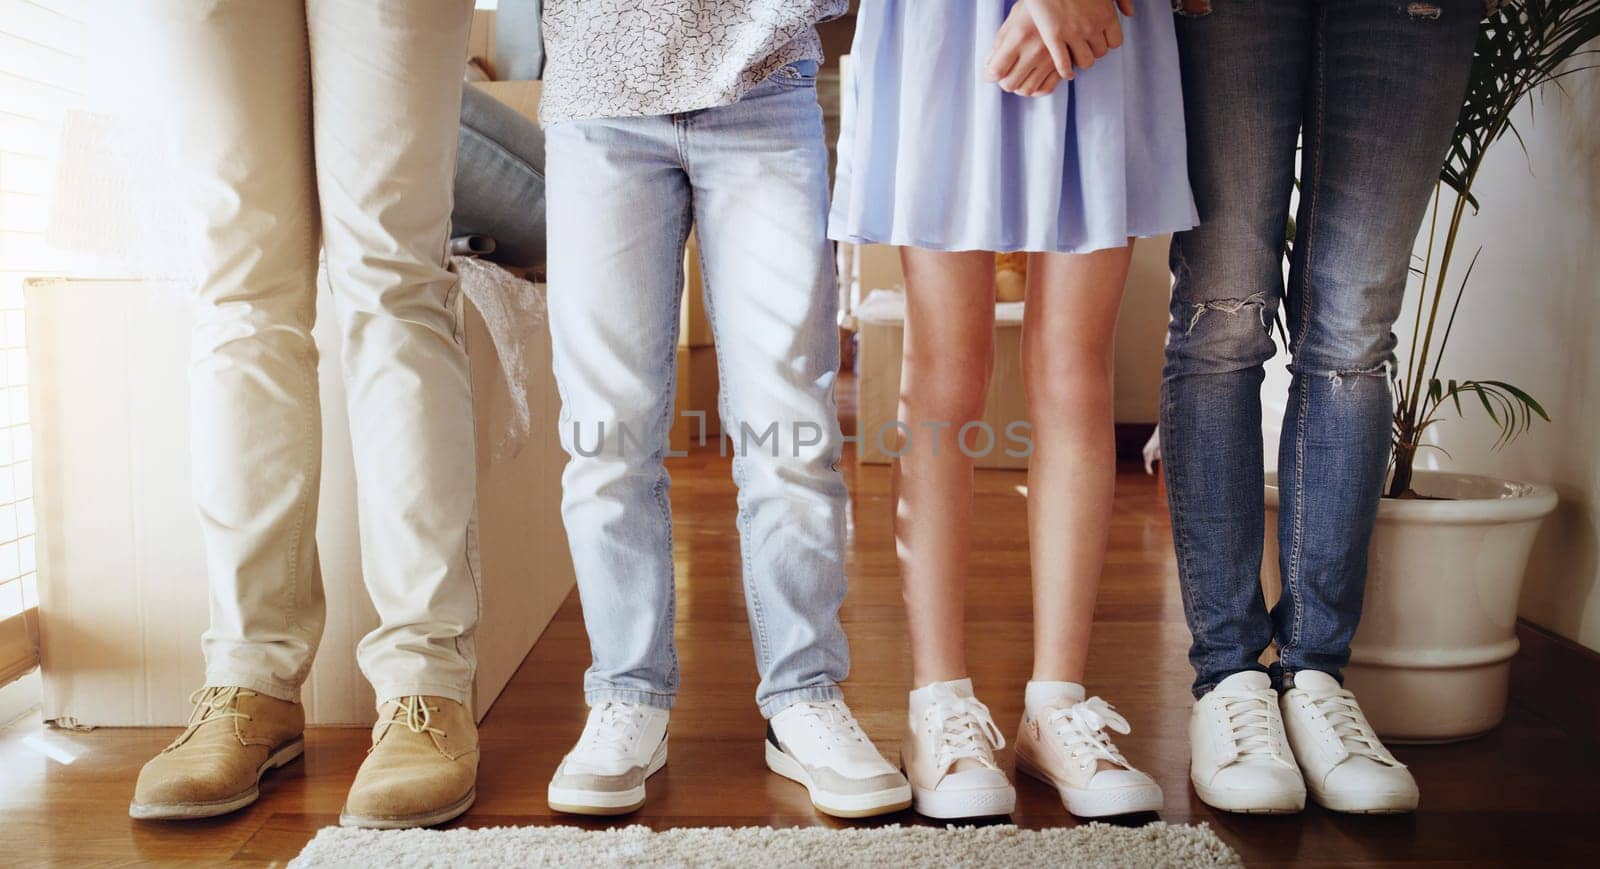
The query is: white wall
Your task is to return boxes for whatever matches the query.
[1411,63,1600,652]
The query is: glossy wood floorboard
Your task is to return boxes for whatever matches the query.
[5,439,1600,865]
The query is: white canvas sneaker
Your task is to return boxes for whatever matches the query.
[901,679,1016,819]
[1281,670,1419,814]
[1015,694,1163,817]
[766,699,912,818]
[547,702,669,815]
[1190,671,1307,813]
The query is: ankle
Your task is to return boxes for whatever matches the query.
[911,670,971,692]
[1024,680,1086,720]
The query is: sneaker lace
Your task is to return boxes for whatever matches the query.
[1044,696,1131,768]
[1220,690,1279,762]
[1307,692,1396,765]
[183,686,255,732]
[792,700,869,748]
[923,686,1005,771]
[584,702,645,755]
[379,695,445,741]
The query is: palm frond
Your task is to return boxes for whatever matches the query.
[1386,0,1594,496]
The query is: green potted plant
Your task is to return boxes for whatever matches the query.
[1263,0,1598,741]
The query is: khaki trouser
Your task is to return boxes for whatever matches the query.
[123,0,481,706]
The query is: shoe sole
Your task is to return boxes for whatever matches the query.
[1191,776,1306,814]
[339,787,476,829]
[1015,750,1163,817]
[908,781,1015,819]
[129,737,305,820]
[765,741,912,819]
[547,740,668,816]
[1308,783,1418,815]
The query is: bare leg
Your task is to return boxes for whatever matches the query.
[1022,243,1134,683]
[896,248,997,687]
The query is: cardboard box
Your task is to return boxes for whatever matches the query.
[668,233,721,451]
[466,9,496,69]
[27,277,574,726]
[669,344,722,454]
[855,290,1030,470]
[679,233,714,349]
[471,80,542,122]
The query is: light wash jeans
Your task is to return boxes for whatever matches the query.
[453,83,546,270]
[545,63,851,719]
[124,0,482,707]
[1161,0,1479,697]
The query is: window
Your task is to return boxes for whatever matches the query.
[0,0,84,686]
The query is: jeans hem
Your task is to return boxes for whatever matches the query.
[1192,663,1272,700]
[203,671,302,704]
[372,681,474,708]
[759,684,844,720]
[586,687,677,711]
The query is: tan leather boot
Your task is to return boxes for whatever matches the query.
[340,695,478,828]
[130,686,305,820]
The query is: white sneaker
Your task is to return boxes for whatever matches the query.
[1190,671,1307,813]
[766,699,912,818]
[1281,670,1419,814]
[902,679,1016,819]
[1015,694,1163,817]
[547,702,669,815]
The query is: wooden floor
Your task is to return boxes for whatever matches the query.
[5,423,1600,865]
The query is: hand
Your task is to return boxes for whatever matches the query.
[984,1,1065,96]
[995,0,1133,81]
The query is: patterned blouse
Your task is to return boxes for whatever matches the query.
[540,0,848,125]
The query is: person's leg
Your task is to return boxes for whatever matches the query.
[306,0,482,829]
[124,0,325,703]
[895,249,998,688]
[540,114,691,818]
[121,0,316,820]
[1273,7,1478,815]
[1163,0,1312,698]
[308,0,479,711]
[1273,0,1480,685]
[688,67,910,819]
[1022,245,1133,684]
[1166,0,1316,815]
[890,250,1009,818]
[545,117,692,712]
[1007,243,1166,818]
[686,72,851,717]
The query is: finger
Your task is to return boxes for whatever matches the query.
[985,31,1025,82]
[1105,19,1125,50]
[1000,55,1044,92]
[1088,32,1109,59]
[1018,63,1053,96]
[1068,39,1097,71]
[1034,26,1075,77]
[1117,0,1136,15]
[1035,70,1063,95]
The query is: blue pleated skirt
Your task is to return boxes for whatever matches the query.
[828,0,1199,253]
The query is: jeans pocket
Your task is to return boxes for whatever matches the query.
[768,59,819,88]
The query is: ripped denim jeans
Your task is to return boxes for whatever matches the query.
[1159,0,1479,697]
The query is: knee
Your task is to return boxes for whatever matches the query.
[1292,324,1396,380]
[1165,292,1279,376]
[560,411,667,468]
[901,343,993,421]
[328,258,459,342]
[1027,361,1112,423]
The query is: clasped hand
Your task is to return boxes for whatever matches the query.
[984,0,1136,97]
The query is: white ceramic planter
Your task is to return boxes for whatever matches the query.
[1262,470,1556,743]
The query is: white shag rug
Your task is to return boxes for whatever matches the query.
[291,822,1241,868]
